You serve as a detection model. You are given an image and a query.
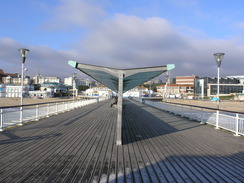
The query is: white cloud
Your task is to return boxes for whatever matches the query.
[40,0,105,31]
[235,21,244,30]
[0,38,77,79]
[71,14,244,78]
[1,13,244,81]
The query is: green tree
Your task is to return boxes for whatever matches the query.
[78,85,89,91]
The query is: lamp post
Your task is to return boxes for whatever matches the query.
[18,48,29,125]
[213,52,225,109]
[72,73,77,100]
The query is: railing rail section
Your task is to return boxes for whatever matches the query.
[0,97,106,131]
[131,97,244,136]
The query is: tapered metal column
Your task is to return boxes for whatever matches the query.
[116,72,123,146]
[20,61,24,125]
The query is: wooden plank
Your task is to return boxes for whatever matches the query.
[3,103,103,182]
[97,109,117,183]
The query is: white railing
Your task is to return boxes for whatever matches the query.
[0,97,106,131]
[131,97,244,136]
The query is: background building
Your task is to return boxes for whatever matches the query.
[156,84,194,98]
[64,77,89,87]
[176,75,197,85]
[2,75,31,85]
[195,76,243,98]
[227,75,244,84]
[5,85,34,98]
[123,86,149,97]
[33,74,61,84]
[85,85,112,97]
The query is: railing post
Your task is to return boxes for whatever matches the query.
[200,108,204,124]
[189,106,192,120]
[234,113,240,136]
[215,110,219,129]
[19,106,23,126]
[46,104,50,117]
[67,102,69,111]
[181,104,184,117]
[35,105,39,121]
[0,109,3,131]
[63,102,66,112]
[56,103,58,114]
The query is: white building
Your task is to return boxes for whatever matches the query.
[227,75,244,84]
[40,82,68,93]
[64,77,91,87]
[123,86,149,97]
[0,84,6,97]
[85,85,112,97]
[5,85,34,98]
[33,74,61,84]
[2,75,31,85]
[28,90,53,98]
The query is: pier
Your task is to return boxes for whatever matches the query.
[0,99,243,182]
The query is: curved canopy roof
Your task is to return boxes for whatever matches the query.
[68,60,175,93]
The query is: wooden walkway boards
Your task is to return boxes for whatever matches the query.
[0,99,243,183]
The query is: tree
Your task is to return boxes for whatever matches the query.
[143,84,159,92]
[78,85,89,91]
[33,84,40,90]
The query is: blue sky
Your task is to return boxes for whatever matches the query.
[0,0,244,80]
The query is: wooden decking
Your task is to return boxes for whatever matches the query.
[0,99,243,183]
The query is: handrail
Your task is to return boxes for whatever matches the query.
[131,97,244,136]
[0,97,105,131]
[162,101,244,114]
[0,98,98,109]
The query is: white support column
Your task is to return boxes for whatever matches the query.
[215,110,219,129]
[235,113,240,136]
[46,104,50,117]
[200,108,204,124]
[217,67,220,109]
[189,106,192,120]
[35,105,39,121]
[19,106,23,126]
[56,103,58,114]
[116,72,123,146]
[0,109,3,131]
[181,104,184,117]
[20,61,24,126]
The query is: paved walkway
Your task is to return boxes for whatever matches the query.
[0,99,243,183]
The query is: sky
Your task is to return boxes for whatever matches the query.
[0,0,244,81]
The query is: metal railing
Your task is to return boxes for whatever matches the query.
[0,97,106,131]
[131,97,244,136]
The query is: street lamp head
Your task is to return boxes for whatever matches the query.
[213,52,225,67]
[18,48,30,63]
